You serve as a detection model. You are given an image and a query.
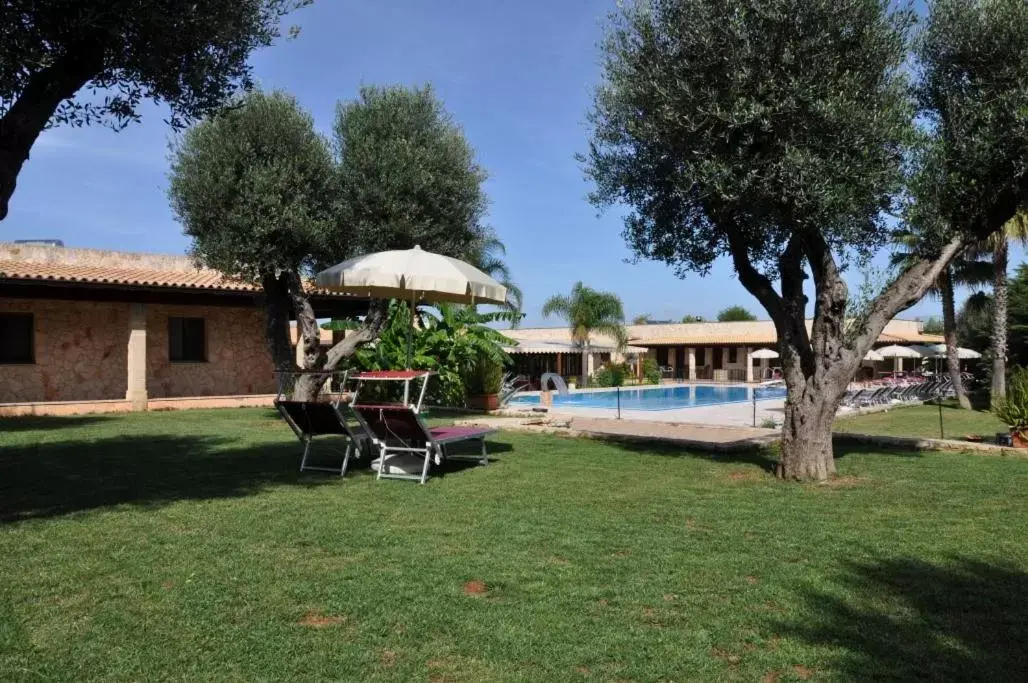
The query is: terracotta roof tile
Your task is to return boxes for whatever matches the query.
[0,259,260,292]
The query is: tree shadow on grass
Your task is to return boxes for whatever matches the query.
[0,433,333,524]
[776,557,1028,681]
[832,442,926,459]
[598,438,781,472]
[0,415,114,433]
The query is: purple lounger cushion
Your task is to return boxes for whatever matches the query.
[429,425,495,444]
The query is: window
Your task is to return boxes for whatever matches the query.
[0,313,34,364]
[169,317,206,362]
[696,347,706,365]
[656,347,669,365]
[728,347,738,363]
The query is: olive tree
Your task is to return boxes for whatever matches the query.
[170,86,492,400]
[586,0,1028,480]
[0,0,308,221]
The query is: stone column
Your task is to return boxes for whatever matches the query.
[125,303,148,410]
[688,347,696,381]
[745,346,754,383]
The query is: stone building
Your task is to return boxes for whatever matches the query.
[0,243,356,416]
[504,319,945,386]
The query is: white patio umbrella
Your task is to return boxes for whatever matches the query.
[316,245,507,305]
[925,343,982,360]
[750,348,780,359]
[315,245,508,367]
[875,345,924,359]
[863,349,885,362]
[875,344,924,374]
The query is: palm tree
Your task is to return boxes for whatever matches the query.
[468,228,523,323]
[633,313,653,325]
[892,231,990,409]
[985,213,1028,402]
[542,282,627,386]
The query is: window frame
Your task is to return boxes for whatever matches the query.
[0,313,35,365]
[168,316,208,363]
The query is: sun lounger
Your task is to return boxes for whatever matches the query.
[275,400,369,476]
[350,403,496,484]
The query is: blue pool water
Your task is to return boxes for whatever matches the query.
[507,384,787,411]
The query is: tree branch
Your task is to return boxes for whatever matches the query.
[802,231,850,375]
[724,224,785,320]
[323,298,390,369]
[0,38,105,220]
[855,235,965,354]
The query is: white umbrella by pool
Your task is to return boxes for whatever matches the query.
[925,343,982,360]
[876,344,924,374]
[750,348,780,359]
[863,349,885,362]
[315,245,508,368]
[875,345,925,359]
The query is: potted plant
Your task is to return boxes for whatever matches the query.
[466,357,503,411]
[992,366,1028,447]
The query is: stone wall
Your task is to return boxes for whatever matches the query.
[146,304,274,398]
[0,298,275,405]
[0,298,129,402]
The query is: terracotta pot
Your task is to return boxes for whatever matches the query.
[467,394,499,411]
[1011,430,1028,448]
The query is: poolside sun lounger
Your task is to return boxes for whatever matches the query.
[275,400,369,476]
[350,404,496,484]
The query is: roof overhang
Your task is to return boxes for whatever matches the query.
[0,278,369,318]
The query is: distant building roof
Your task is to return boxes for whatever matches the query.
[505,319,943,348]
[504,338,647,355]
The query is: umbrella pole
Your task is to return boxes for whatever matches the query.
[407,290,415,370]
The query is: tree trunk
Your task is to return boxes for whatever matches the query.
[261,272,298,396]
[723,222,964,482]
[0,41,104,220]
[778,377,847,480]
[582,342,590,388]
[940,268,971,409]
[288,274,328,402]
[992,239,1009,403]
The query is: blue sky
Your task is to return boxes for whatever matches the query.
[4,0,1012,326]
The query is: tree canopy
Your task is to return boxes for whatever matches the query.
[0,0,308,220]
[334,85,488,258]
[169,91,336,283]
[716,306,757,322]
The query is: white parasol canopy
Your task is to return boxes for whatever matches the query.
[315,245,507,305]
[750,348,780,359]
[876,344,925,359]
[925,343,983,360]
[864,349,885,362]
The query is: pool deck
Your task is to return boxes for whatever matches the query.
[458,414,779,452]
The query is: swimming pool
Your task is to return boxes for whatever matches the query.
[507,384,787,411]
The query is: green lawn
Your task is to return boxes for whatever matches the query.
[2,409,1027,681]
[836,402,1008,441]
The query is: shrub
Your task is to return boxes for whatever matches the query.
[993,366,1028,436]
[466,356,504,396]
[641,358,661,385]
[591,362,630,388]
